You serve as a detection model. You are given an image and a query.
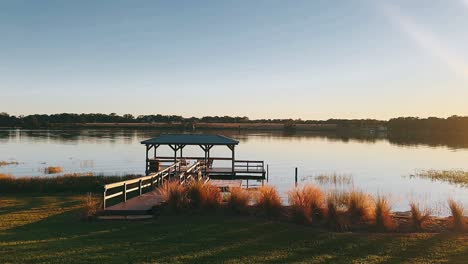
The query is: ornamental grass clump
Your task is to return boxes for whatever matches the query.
[448,199,465,231]
[288,187,312,224]
[159,181,188,213]
[186,181,221,210]
[374,195,394,231]
[409,202,431,231]
[227,187,251,214]
[288,185,325,224]
[256,185,282,218]
[347,191,374,224]
[201,183,222,209]
[325,192,349,231]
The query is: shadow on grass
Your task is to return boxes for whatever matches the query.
[1,197,468,263]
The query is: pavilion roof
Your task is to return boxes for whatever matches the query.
[141,134,239,146]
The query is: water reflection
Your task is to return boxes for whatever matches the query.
[1,128,467,150]
[1,128,468,215]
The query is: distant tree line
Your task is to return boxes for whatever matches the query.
[1,112,466,132]
[0,112,389,129]
[387,116,468,134]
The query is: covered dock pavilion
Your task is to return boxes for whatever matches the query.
[140,134,266,180]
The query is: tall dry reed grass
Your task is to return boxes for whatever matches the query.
[256,185,282,217]
[45,166,63,174]
[227,187,251,214]
[81,193,101,221]
[325,192,349,231]
[448,199,465,231]
[374,195,394,231]
[288,185,325,223]
[159,181,188,213]
[409,202,431,230]
[347,191,374,224]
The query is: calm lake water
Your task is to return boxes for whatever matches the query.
[1,129,467,215]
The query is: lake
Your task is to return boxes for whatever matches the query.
[1,129,467,215]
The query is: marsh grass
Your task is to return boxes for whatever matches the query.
[0,161,19,166]
[347,191,374,224]
[0,174,138,194]
[256,185,282,218]
[413,170,468,187]
[409,202,431,230]
[448,199,465,231]
[45,166,63,174]
[314,174,353,186]
[227,187,251,214]
[374,195,394,231]
[81,193,101,221]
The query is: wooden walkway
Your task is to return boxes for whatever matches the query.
[104,189,163,214]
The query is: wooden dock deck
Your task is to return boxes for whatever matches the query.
[104,189,163,214]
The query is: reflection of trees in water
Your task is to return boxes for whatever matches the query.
[388,132,468,150]
[0,128,467,150]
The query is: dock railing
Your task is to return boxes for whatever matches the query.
[234,160,264,173]
[103,161,180,209]
[179,161,203,184]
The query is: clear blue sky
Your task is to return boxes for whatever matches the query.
[1,0,467,120]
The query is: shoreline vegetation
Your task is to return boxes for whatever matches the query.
[153,182,467,233]
[2,112,468,134]
[1,174,466,233]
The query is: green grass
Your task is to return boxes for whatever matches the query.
[0,195,467,263]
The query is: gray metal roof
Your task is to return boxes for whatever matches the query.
[141,134,239,145]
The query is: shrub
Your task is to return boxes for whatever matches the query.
[409,202,431,230]
[159,181,188,213]
[227,187,251,214]
[186,181,221,210]
[448,199,465,231]
[325,192,349,231]
[81,193,101,221]
[374,195,394,231]
[256,185,282,218]
[347,191,374,224]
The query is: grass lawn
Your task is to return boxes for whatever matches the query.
[0,195,467,264]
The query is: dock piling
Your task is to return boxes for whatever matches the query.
[295,167,298,187]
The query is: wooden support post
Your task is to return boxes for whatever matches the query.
[228,144,235,179]
[123,182,127,202]
[295,167,298,187]
[139,179,142,195]
[145,144,149,175]
[103,188,106,209]
[246,179,249,188]
[267,164,269,182]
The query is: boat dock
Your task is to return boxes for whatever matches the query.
[101,134,266,216]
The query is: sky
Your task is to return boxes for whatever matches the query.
[1,0,468,120]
